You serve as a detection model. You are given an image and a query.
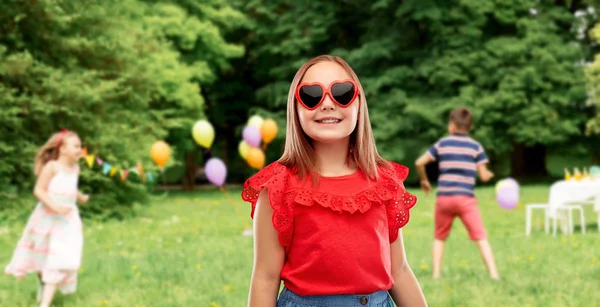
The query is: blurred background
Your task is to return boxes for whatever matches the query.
[1,0,600,306]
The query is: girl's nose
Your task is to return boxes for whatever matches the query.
[320,94,336,111]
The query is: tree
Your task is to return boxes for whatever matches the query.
[0,0,242,219]
[229,0,597,180]
[139,0,247,190]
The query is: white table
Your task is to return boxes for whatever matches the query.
[547,179,600,233]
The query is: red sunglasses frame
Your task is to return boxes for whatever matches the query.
[295,79,359,110]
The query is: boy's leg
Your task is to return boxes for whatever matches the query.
[433,197,455,279]
[458,196,500,279]
[475,239,500,280]
[432,239,445,279]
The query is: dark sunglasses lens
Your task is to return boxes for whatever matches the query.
[331,82,356,106]
[298,85,323,109]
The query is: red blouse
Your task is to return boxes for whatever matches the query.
[242,161,417,296]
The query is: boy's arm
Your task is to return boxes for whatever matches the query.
[415,152,435,195]
[475,145,494,182]
[477,163,494,182]
[415,153,434,181]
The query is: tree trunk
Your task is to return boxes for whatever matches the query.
[510,143,548,178]
[182,150,198,191]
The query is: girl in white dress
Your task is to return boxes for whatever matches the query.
[5,129,90,307]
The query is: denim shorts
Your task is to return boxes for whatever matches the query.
[277,287,394,307]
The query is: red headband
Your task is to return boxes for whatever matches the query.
[56,128,68,147]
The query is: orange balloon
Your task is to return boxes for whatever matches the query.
[150,141,171,168]
[246,147,265,170]
[260,119,278,144]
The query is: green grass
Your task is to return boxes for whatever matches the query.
[1,186,599,306]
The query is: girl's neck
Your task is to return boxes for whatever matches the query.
[56,156,77,169]
[312,138,355,177]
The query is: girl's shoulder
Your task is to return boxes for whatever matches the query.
[52,161,80,178]
[241,161,413,205]
[241,162,292,206]
[241,161,418,242]
[377,160,410,182]
[41,160,59,175]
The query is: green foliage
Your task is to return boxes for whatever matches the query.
[2,0,600,219]
[228,0,599,181]
[0,0,244,219]
[585,22,600,136]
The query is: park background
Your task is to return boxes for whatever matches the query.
[1,0,600,306]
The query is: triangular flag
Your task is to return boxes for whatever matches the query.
[146,172,153,182]
[130,167,138,175]
[109,167,118,177]
[120,169,129,182]
[81,147,88,157]
[85,155,95,168]
[96,157,104,165]
[102,163,111,175]
[137,162,144,175]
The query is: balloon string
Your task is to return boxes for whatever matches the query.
[220,186,251,228]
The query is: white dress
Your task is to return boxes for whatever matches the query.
[4,170,84,294]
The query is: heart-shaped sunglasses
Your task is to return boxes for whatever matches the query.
[295,79,359,110]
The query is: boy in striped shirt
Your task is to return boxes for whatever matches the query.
[415,107,500,280]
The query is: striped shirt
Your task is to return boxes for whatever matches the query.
[427,133,488,196]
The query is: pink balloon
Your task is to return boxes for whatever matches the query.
[243,125,261,148]
[496,185,518,210]
[205,157,227,187]
[503,178,519,190]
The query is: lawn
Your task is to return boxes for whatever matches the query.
[1,186,599,306]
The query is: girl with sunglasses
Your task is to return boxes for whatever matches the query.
[242,55,427,307]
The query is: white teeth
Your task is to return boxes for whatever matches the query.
[317,119,340,123]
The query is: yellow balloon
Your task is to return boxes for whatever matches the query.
[246,147,265,170]
[192,120,215,148]
[495,180,511,194]
[495,182,502,194]
[239,140,249,160]
[247,115,264,129]
[260,119,278,144]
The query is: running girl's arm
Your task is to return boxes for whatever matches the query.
[74,165,89,204]
[76,191,89,204]
[388,229,428,307]
[33,161,65,213]
[248,189,284,307]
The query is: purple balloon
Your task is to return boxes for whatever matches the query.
[205,157,227,187]
[243,125,261,148]
[496,185,519,210]
[502,177,519,190]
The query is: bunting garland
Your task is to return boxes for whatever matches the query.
[80,147,154,183]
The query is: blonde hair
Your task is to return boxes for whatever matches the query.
[278,55,390,181]
[34,129,79,175]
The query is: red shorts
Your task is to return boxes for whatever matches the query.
[435,195,487,241]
